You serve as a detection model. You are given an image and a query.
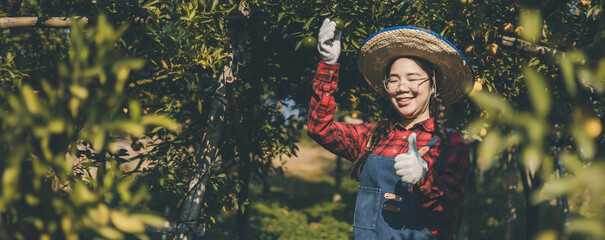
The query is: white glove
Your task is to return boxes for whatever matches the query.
[394,133,428,184]
[317,18,341,65]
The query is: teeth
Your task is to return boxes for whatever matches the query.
[398,98,412,101]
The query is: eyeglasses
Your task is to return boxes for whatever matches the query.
[382,76,430,92]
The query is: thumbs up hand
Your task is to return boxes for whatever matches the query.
[394,133,428,184]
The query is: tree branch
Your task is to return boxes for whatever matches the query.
[145,221,204,237]
[500,35,564,57]
[0,17,88,29]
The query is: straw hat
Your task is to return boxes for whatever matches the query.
[357,26,474,105]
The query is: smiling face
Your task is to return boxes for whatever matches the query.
[386,57,435,124]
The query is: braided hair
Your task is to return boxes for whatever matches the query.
[350,56,449,181]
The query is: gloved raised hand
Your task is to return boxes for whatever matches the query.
[394,133,428,184]
[317,18,341,65]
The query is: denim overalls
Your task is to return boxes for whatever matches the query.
[353,133,448,239]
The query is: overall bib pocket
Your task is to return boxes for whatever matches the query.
[353,186,381,229]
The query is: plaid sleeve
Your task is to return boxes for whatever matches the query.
[307,62,372,161]
[412,131,469,236]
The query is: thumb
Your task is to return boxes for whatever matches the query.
[407,133,418,154]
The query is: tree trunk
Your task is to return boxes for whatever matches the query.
[519,164,542,239]
[175,3,250,239]
[505,147,518,240]
[234,5,263,239]
[175,66,231,240]
[236,152,252,240]
[0,17,88,29]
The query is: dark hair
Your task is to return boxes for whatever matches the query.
[349,56,449,181]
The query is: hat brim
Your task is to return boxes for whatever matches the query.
[357,26,474,105]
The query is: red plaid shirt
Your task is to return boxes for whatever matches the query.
[307,62,469,239]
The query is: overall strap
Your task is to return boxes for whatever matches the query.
[418,128,454,157]
[365,132,373,150]
[349,128,376,181]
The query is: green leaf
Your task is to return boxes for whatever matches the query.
[73,183,97,204]
[129,100,142,120]
[568,219,605,237]
[522,145,542,175]
[523,67,550,117]
[142,0,160,8]
[132,213,166,228]
[113,59,145,71]
[68,97,80,118]
[469,91,515,120]
[97,226,124,239]
[110,211,145,234]
[573,119,596,159]
[47,119,65,133]
[560,151,584,173]
[98,204,110,226]
[2,165,20,200]
[141,115,182,133]
[111,121,145,137]
[303,16,315,30]
[531,178,573,204]
[91,129,106,150]
[211,0,219,11]
[69,85,89,99]
[519,8,542,42]
[476,129,502,170]
[117,177,135,203]
[21,85,41,114]
[558,54,577,96]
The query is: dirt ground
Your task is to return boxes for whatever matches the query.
[275,134,350,182]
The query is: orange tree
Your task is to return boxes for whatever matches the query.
[0,0,300,238]
[242,0,604,239]
[0,13,181,239]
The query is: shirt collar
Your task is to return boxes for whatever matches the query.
[391,117,435,132]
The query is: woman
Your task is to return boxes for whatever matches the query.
[307,19,473,240]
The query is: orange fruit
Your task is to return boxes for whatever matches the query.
[514,26,524,36]
[503,23,514,33]
[480,128,487,137]
[351,113,359,119]
[460,0,473,4]
[302,36,317,48]
[470,81,483,96]
[585,117,602,138]
[333,18,345,31]
[575,9,584,16]
[464,45,475,54]
[486,43,498,56]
